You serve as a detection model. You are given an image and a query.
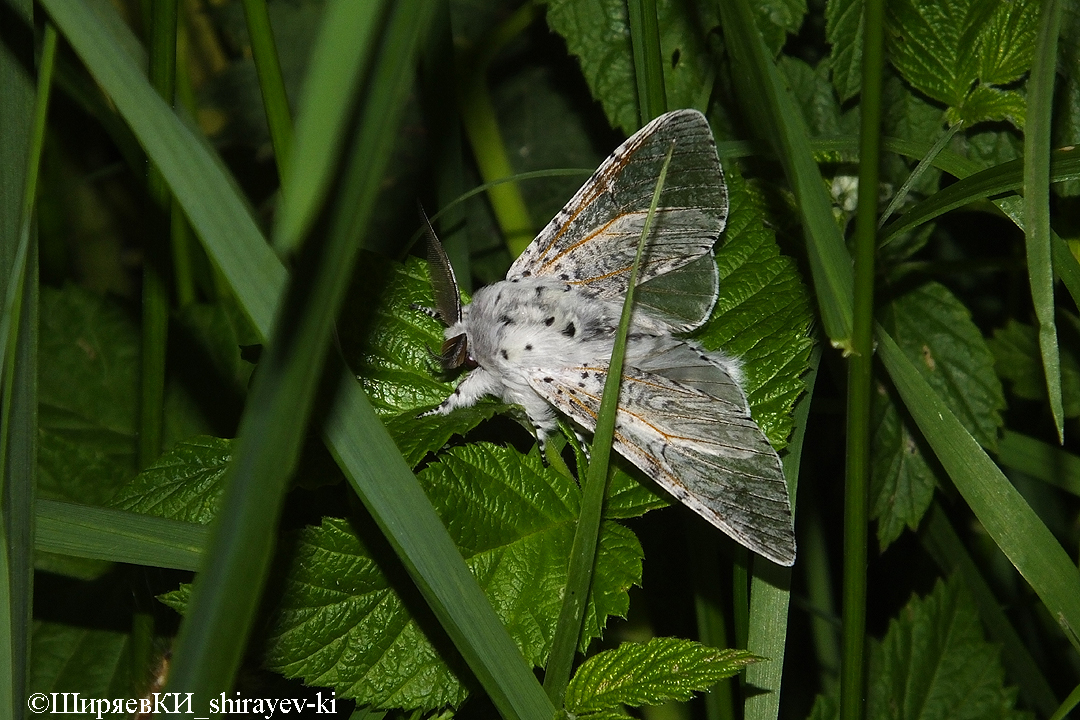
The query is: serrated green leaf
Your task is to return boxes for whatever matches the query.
[565,637,758,714]
[603,467,669,519]
[263,443,642,710]
[869,577,1032,720]
[871,282,1004,549]
[754,0,809,56]
[885,0,1037,129]
[869,380,936,550]
[696,169,815,450]
[339,254,491,464]
[805,576,1032,720]
[878,282,1003,449]
[109,436,233,524]
[946,86,1027,128]
[780,56,848,138]
[826,0,864,101]
[30,622,132,695]
[976,0,1039,85]
[989,320,1080,418]
[541,0,718,134]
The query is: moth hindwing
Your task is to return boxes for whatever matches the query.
[420,109,796,566]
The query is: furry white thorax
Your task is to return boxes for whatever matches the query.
[433,277,743,445]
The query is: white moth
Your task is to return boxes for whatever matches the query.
[421,109,796,566]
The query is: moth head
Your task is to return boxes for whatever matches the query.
[438,332,476,371]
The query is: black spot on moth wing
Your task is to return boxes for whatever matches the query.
[525,344,533,351]
[500,349,509,359]
[499,315,514,325]
[559,273,570,281]
[545,317,555,326]
[535,286,544,298]
[522,270,532,276]
[563,322,576,338]
[543,377,553,383]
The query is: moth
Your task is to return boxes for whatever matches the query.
[420,109,796,566]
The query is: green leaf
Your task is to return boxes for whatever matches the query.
[541,0,718,134]
[109,436,233,524]
[696,169,815,450]
[872,283,1003,549]
[885,0,1038,128]
[946,86,1026,128]
[603,468,668,519]
[29,622,132,695]
[976,0,1040,85]
[988,319,1080,418]
[869,381,937,551]
[779,56,850,138]
[263,443,642,710]
[805,576,1032,720]
[565,637,758,714]
[826,0,864,101]
[869,577,1031,720]
[340,254,494,464]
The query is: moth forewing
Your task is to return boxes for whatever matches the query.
[507,110,727,318]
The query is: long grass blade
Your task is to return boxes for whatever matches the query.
[1024,0,1066,442]
[1,18,53,717]
[744,344,821,720]
[272,0,387,254]
[543,142,677,704]
[997,430,1080,497]
[240,0,293,189]
[324,376,556,720]
[627,0,667,125]
[876,325,1080,655]
[34,500,207,571]
[716,0,854,348]
[140,0,178,468]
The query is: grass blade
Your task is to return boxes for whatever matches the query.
[997,430,1080,497]
[716,0,854,348]
[543,142,677,704]
[744,344,821,720]
[1024,0,1065,442]
[272,0,387,254]
[240,0,293,189]
[876,324,1080,655]
[34,500,208,572]
[2,18,53,717]
[627,0,667,125]
[324,376,556,720]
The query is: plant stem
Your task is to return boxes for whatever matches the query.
[841,0,884,715]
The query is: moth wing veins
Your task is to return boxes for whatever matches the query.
[506,110,726,322]
[528,363,796,566]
